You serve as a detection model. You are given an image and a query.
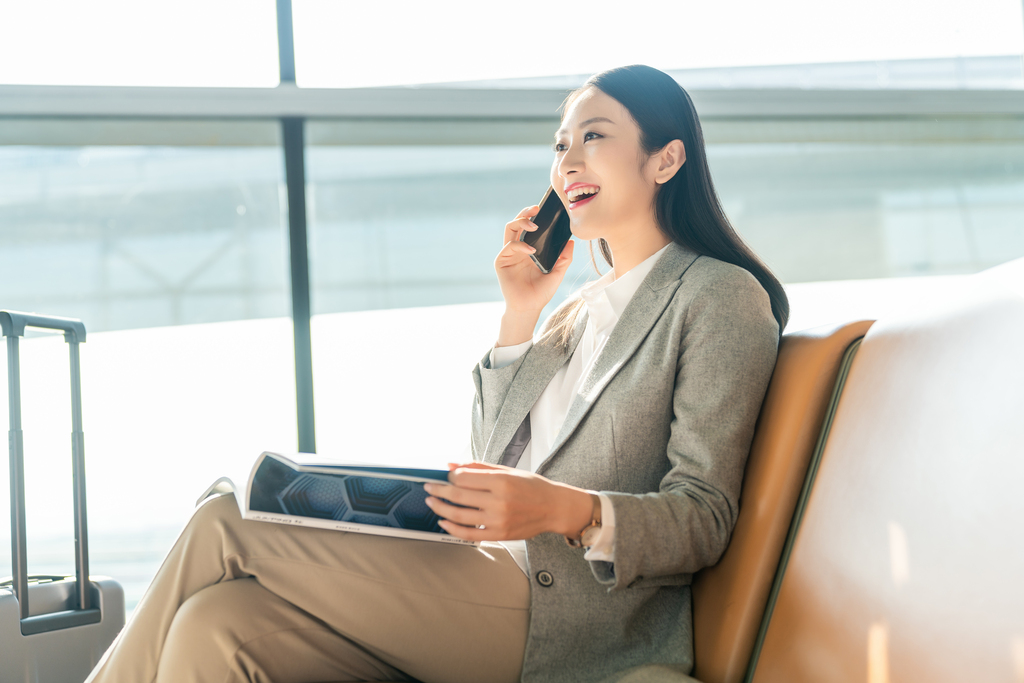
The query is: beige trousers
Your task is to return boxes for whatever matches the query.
[85,492,531,683]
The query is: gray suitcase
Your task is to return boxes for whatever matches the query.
[1,311,125,683]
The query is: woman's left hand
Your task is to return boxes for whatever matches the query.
[423,462,593,543]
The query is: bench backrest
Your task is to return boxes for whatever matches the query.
[692,319,874,683]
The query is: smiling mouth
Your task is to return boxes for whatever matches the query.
[567,186,600,206]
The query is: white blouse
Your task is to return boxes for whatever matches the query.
[488,243,672,575]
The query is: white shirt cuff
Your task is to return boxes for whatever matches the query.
[489,340,533,370]
[582,493,616,563]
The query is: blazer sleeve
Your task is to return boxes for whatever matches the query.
[470,346,529,461]
[469,297,581,461]
[591,265,780,590]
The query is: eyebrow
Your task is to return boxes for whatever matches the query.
[554,117,615,138]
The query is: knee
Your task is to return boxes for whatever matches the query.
[166,585,217,645]
[173,579,237,633]
[161,580,252,671]
[185,492,240,539]
[171,493,247,568]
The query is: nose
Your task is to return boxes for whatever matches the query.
[556,140,585,179]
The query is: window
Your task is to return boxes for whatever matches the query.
[0,121,295,614]
[292,0,1024,88]
[0,125,289,330]
[703,119,1024,282]
[0,0,279,87]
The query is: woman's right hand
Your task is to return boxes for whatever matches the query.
[495,205,574,325]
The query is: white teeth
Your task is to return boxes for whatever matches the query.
[567,186,599,201]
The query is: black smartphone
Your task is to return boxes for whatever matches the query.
[519,186,571,274]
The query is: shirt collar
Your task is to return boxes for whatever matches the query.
[579,242,672,330]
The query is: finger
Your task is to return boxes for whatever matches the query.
[495,240,537,264]
[425,496,485,526]
[515,205,540,220]
[550,239,575,275]
[449,462,507,472]
[437,519,494,542]
[422,483,489,508]
[501,238,537,253]
[503,217,540,245]
[447,468,509,491]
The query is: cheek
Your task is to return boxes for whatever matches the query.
[609,166,652,208]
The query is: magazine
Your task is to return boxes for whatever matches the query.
[206,452,475,546]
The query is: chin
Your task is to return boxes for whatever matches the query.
[568,218,605,243]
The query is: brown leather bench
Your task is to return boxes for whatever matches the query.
[691,319,873,683]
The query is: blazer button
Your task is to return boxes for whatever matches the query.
[536,570,554,587]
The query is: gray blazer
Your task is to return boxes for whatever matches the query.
[471,243,780,683]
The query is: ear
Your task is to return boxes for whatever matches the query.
[653,139,686,185]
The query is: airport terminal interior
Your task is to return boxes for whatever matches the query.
[1,0,1023,661]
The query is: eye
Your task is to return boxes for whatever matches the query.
[552,131,601,152]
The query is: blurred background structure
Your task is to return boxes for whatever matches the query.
[1,0,1023,614]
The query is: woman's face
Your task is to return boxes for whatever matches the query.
[550,87,661,245]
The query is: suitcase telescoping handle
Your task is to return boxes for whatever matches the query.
[1,310,101,634]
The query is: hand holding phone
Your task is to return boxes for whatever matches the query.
[519,187,572,274]
[494,190,574,335]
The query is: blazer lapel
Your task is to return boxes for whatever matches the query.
[482,311,589,464]
[538,244,700,472]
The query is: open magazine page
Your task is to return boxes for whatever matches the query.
[233,452,475,546]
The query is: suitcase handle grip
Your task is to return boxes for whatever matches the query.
[1,310,87,343]
[2,310,93,627]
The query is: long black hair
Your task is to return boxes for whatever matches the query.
[546,65,789,349]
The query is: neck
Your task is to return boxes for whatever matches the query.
[607,225,672,279]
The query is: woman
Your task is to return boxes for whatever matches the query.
[86,65,786,683]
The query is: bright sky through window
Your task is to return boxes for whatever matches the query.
[293,0,1024,88]
[0,0,280,87]
[0,0,1021,87]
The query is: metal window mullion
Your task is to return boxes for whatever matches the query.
[277,0,314,453]
[276,0,296,84]
[281,117,315,454]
